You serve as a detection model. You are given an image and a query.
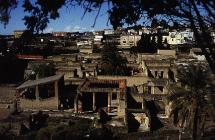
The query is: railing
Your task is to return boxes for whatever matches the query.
[131,93,167,100]
[80,88,123,93]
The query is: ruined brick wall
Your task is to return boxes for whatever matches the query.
[0,86,16,113]
[56,70,75,81]
[19,97,58,110]
[154,87,165,94]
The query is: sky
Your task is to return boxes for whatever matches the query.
[0,1,113,35]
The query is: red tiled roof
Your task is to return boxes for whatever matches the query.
[16,54,44,60]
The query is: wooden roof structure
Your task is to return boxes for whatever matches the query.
[78,78,127,93]
[16,74,64,90]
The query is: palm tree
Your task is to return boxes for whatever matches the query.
[167,64,215,140]
[101,45,128,75]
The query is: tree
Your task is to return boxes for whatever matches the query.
[167,64,215,140]
[0,0,17,27]
[0,124,14,140]
[151,18,159,29]
[160,19,169,29]
[100,45,128,75]
[135,34,158,53]
[31,62,56,79]
[89,127,114,140]
[29,111,49,130]
[13,30,34,54]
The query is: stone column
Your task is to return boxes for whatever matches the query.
[163,87,166,94]
[54,81,59,109]
[74,92,82,113]
[94,70,97,76]
[93,92,96,111]
[142,102,145,110]
[78,102,83,112]
[166,71,168,79]
[79,92,83,112]
[108,92,112,113]
[35,85,39,100]
[117,92,121,114]
[74,100,78,113]
[54,81,59,98]
[152,86,155,94]
[118,92,120,107]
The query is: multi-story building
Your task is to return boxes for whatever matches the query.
[104,29,115,35]
[14,30,25,38]
[94,35,103,45]
[52,32,68,37]
[138,27,152,35]
[165,29,194,45]
[119,34,141,48]
[211,30,215,43]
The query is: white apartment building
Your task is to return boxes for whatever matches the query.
[94,35,103,43]
[165,30,194,45]
[127,29,138,34]
[104,29,115,35]
[119,34,141,48]
[77,40,92,46]
[138,27,151,35]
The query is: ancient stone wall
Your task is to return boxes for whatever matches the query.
[97,76,149,87]
[19,97,58,110]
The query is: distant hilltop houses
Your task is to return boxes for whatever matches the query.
[0,27,208,48]
[0,25,214,50]
[0,25,214,62]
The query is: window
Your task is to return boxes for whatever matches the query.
[159,71,164,78]
[158,86,164,93]
[170,34,175,38]
[112,93,117,100]
[23,88,36,99]
[39,83,55,99]
[161,87,163,92]
[148,86,151,94]
[155,71,158,78]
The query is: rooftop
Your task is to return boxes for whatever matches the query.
[16,74,64,90]
[147,79,169,87]
[79,78,126,93]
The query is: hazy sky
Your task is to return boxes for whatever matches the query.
[0,1,112,35]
